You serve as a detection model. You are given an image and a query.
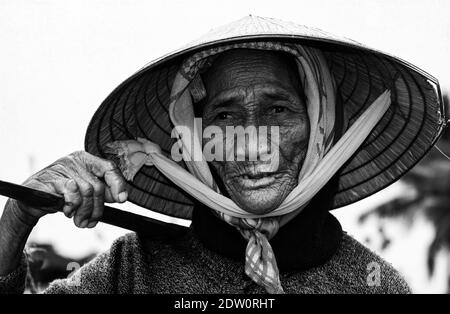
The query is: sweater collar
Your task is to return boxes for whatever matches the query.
[191,176,343,272]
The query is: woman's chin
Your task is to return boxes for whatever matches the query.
[231,189,286,215]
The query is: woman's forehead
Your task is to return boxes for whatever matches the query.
[201,49,301,102]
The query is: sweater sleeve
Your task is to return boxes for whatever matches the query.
[0,253,28,294]
[43,233,149,294]
[0,244,118,294]
[43,248,116,294]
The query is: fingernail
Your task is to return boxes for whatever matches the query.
[87,221,98,228]
[118,191,128,203]
[80,219,89,228]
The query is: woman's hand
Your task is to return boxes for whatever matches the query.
[14,151,128,228]
[0,150,128,277]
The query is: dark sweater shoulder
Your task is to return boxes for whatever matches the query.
[43,232,151,293]
[2,227,410,294]
[116,230,411,294]
[289,232,411,294]
[342,233,410,294]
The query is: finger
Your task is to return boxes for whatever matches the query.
[87,220,99,229]
[83,175,105,228]
[104,168,128,203]
[72,177,94,228]
[85,154,128,203]
[104,187,115,204]
[63,179,82,218]
[53,179,82,218]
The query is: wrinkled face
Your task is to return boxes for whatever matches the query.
[200,49,310,215]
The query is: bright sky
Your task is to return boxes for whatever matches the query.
[0,0,448,292]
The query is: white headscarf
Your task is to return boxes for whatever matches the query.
[106,41,391,293]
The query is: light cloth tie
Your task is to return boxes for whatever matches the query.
[105,41,391,293]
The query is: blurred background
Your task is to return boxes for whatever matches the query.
[1,0,449,293]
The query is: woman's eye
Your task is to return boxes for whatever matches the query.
[271,106,287,114]
[217,112,231,120]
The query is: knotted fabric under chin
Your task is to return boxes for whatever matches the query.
[105,42,391,294]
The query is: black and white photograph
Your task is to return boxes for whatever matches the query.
[0,0,449,301]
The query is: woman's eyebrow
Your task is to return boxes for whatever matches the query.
[259,87,303,105]
[206,91,244,110]
[260,91,294,102]
[206,85,301,110]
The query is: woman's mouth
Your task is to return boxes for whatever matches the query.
[219,167,295,214]
[234,172,278,189]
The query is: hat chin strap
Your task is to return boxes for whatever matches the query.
[105,45,391,294]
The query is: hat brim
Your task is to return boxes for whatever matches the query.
[85,17,446,220]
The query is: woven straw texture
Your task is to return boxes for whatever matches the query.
[85,16,446,220]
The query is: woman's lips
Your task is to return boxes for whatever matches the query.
[234,172,278,189]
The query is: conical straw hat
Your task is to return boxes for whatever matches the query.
[85,16,446,220]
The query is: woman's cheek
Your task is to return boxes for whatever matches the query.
[278,121,309,157]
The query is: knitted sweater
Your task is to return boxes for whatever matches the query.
[1,228,410,294]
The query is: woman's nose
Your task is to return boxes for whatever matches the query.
[233,126,270,161]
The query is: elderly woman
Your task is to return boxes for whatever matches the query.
[0,16,445,294]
